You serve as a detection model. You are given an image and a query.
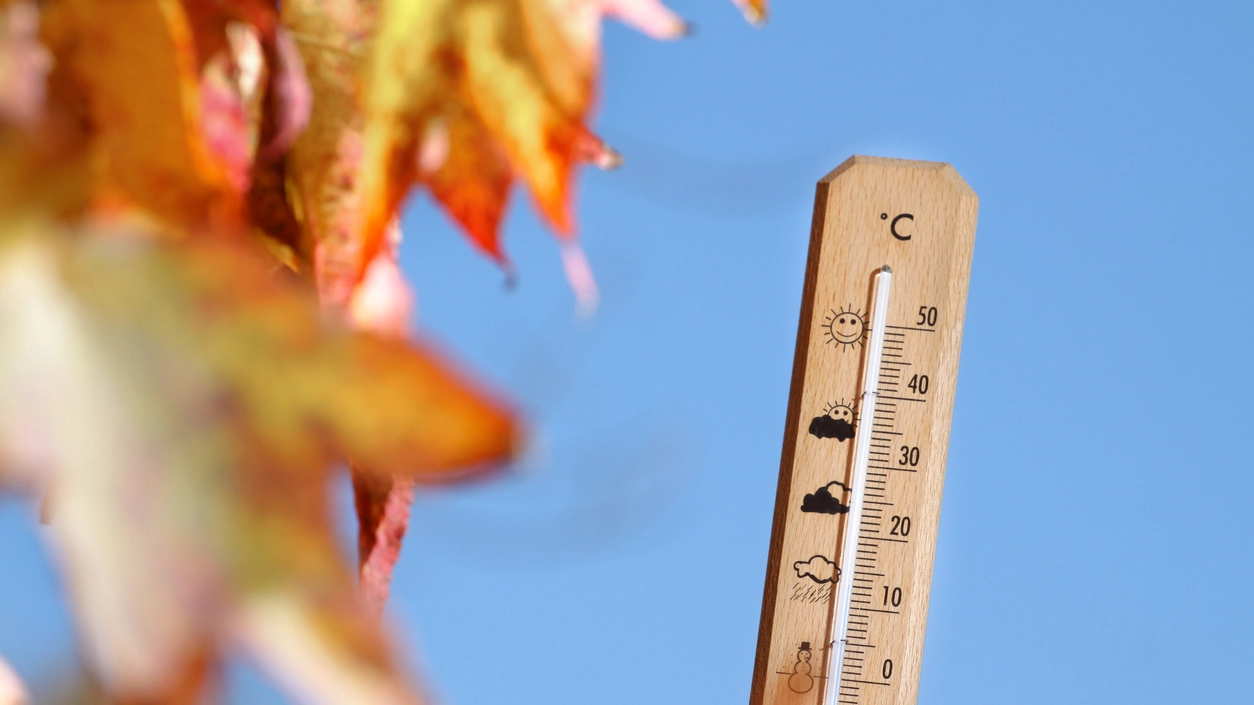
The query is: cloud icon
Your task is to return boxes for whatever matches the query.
[793,555,839,584]
[808,415,855,441]
[801,481,850,515]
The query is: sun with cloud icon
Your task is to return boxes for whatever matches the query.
[823,305,866,350]
[823,400,856,424]
[808,399,857,441]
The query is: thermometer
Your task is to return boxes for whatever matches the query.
[750,156,978,705]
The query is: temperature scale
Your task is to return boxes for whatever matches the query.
[750,156,978,705]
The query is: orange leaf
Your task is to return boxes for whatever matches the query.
[423,109,513,262]
[350,0,773,302]
[41,0,242,231]
[293,0,761,301]
[358,0,584,279]
[0,218,516,701]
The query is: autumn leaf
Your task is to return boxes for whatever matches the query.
[353,0,707,302]
[0,0,765,699]
[420,109,513,263]
[37,0,243,230]
[0,218,516,701]
[279,0,412,611]
[279,0,764,616]
[281,0,377,310]
[357,0,592,279]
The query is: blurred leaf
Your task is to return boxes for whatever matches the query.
[732,0,767,25]
[280,0,375,310]
[280,0,410,609]
[0,0,761,699]
[0,1,52,128]
[263,27,313,160]
[0,219,515,701]
[39,0,243,230]
[343,225,423,614]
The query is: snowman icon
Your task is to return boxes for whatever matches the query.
[786,642,815,694]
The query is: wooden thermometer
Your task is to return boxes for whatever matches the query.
[750,156,978,705]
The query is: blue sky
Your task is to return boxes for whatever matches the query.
[2,1,1253,703]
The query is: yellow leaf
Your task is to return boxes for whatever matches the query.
[0,219,516,701]
[282,0,376,310]
[353,0,764,297]
[357,0,598,280]
[290,0,759,301]
[41,0,242,231]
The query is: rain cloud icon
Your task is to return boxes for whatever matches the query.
[793,555,839,584]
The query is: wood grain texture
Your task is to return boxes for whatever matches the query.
[750,156,977,705]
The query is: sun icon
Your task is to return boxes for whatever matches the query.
[823,400,857,425]
[823,306,866,350]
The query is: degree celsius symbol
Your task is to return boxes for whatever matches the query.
[880,212,914,241]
